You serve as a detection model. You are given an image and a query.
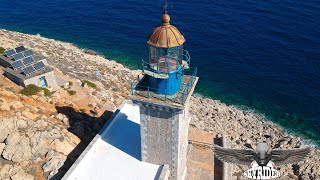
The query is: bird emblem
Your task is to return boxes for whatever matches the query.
[213,142,311,167]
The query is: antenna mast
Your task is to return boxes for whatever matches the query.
[164,0,168,14]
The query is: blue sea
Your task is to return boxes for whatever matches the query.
[0,0,319,145]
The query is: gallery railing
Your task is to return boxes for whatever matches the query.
[131,67,197,105]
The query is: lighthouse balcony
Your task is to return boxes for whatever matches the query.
[131,67,198,107]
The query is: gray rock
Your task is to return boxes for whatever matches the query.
[50,138,76,156]
[42,155,66,173]
[34,120,49,129]
[30,128,61,156]
[11,136,32,162]
[16,120,28,129]
[2,133,32,162]
[84,49,97,55]
[56,113,69,126]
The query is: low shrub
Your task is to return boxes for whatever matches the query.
[0,47,5,54]
[67,90,76,96]
[20,84,42,96]
[82,80,97,89]
[79,108,86,113]
[68,81,73,86]
[42,88,55,97]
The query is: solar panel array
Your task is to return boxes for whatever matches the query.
[21,60,47,76]
[15,46,26,53]
[22,66,36,76]
[3,46,35,60]
[10,56,35,70]
[4,46,48,76]
[33,61,45,70]
[11,60,24,70]
[22,56,34,65]
[4,49,16,57]
[13,53,25,60]
[22,49,34,57]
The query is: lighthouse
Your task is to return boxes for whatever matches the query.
[131,8,198,180]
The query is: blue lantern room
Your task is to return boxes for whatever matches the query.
[131,13,198,105]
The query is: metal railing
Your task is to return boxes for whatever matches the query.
[182,50,191,68]
[175,67,197,104]
[131,67,197,105]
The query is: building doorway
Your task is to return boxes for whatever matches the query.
[39,76,48,87]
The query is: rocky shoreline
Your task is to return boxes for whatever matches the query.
[0,29,319,179]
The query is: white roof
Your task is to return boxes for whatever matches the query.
[63,101,161,180]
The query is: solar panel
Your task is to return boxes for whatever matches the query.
[15,46,26,53]
[22,65,36,76]
[13,53,25,60]
[33,61,46,71]
[22,49,34,57]
[4,49,16,56]
[22,56,34,65]
[11,60,24,70]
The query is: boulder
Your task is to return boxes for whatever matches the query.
[42,154,66,173]
[10,101,24,110]
[0,119,15,142]
[56,113,69,126]
[30,128,62,156]
[0,102,10,111]
[2,133,32,162]
[16,120,28,129]
[10,170,34,180]
[30,132,51,156]
[50,138,76,156]
[34,120,49,129]
[84,49,97,56]
[11,136,32,162]
[0,164,16,179]
[21,111,38,120]
[62,129,80,145]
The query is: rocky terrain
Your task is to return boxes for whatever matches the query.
[0,29,319,179]
[190,97,320,179]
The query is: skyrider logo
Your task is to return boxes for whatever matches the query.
[213,142,311,179]
[243,161,280,179]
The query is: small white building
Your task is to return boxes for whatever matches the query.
[0,46,60,89]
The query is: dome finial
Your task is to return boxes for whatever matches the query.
[162,0,171,25]
[162,13,170,25]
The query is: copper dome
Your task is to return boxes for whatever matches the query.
[147,14,185,48]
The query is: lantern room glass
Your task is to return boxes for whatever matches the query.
[149,45,183,73]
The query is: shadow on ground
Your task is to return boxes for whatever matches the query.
[50,106,113,179]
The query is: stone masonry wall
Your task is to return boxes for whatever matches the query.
[140,104,173,165]
[139,102,189,180]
